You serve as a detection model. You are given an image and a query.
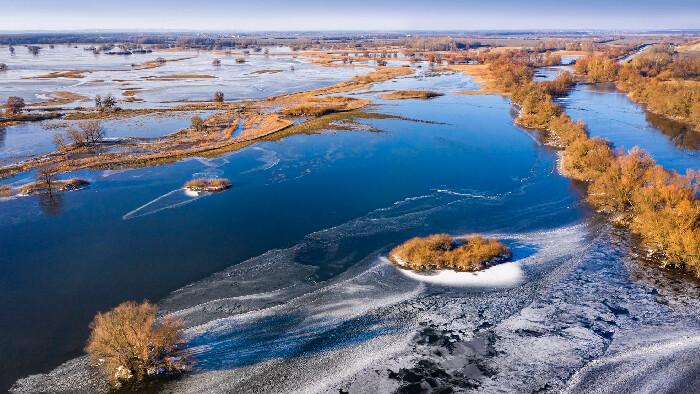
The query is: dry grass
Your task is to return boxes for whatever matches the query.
[183,178,231,191]
[27,70,87,79]
[134,56,195,70]
[27,91,92,107]
[0,185,15,197]
[1,64,411,178]
[17,178,89,195]
[250,69,284,74]
[379,90,444,100]
[147,74,217,79]
[389,233,511,272]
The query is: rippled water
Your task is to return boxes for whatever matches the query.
[3,65,700,393]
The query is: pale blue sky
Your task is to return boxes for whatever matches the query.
[1,0,698,31]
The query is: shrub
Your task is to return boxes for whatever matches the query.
[85,301,189,388]
[212,59,221,66]
[561,137,614,181]
[235,57,245,64]
[190,115,204,131]
[63,121,105,147]
[4,96,25,115]
[0,63,7,71]
[587,147,656,213]
[214,91,224,102]
[389,233,511,271]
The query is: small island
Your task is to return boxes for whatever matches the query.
[17,178,90,195]
[389,233,511,272]
[380,90,444,100]
[183,178,231,192]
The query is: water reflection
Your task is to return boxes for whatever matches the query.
[38,192,63,216]
[644,111,700,151]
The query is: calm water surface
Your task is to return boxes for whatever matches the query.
[2,68,699,393]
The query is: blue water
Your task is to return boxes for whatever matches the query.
[2,68,699,392]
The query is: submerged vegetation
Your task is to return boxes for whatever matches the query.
[389,233,511,272]
[85,301,189,388]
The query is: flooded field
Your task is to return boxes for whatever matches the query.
[2,49,699,393]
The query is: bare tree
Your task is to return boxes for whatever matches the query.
[63,121,105,147]
[190,115,204,131]
[36,166,57,195]
[102,94,116,110]
[80,121,106,145]
[27,45,40,55]
[52,132,66,149]
[4,96,25,115]
[214,91,224,102]
[94,94,102,110]
[0,63,7,71]
[9,45,15,54]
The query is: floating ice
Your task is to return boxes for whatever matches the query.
[122,189,207,220]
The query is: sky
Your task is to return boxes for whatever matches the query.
[0,0,699,31]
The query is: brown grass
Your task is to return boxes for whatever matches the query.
[26,70,87,79]
[0,185,15,197]
[250,69,284,74]
[389,233,511,272]
[17,178,89,195]
[27,91,92,107]
[147,74,216,79]
[379,90,444,100]
[183,178,231,191]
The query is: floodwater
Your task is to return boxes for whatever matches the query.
[2,57,700,393]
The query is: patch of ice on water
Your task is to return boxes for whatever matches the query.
[387,256,524,288]
[122,189,207,220]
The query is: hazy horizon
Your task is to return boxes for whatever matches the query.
[2,0,699,31]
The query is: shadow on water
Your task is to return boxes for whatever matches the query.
[584,81,699,151]
[38,193,64,216]
[186,314,395,371]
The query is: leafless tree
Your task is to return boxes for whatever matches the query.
[52,132,66,149]
[214,91,224,102]
[4,96,25,115]
[80,121,106,145]
[36,166,57,195]
[102,94,116,110]
[190,115,204,131]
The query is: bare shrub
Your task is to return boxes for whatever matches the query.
[190,115,204,131]
[4,96,25,115]
[212,59,221,66]
[214,91,224,102]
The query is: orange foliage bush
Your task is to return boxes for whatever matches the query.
[85,301,189,387]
